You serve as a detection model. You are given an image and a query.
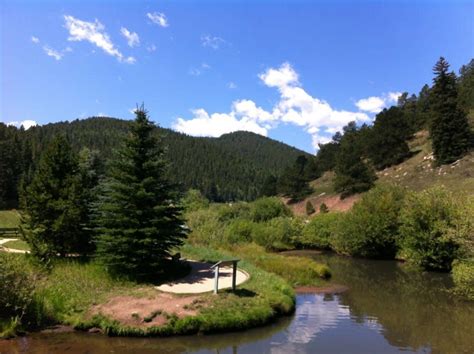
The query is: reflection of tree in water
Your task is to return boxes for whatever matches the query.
[312,253,474,354]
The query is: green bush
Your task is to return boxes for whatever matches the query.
[399,187,464,271]
[249,197,291,222]
[331,184,406,258]
[0,254,39,319]
[185,208,224,245]
[252,217,302,251]
[217,202,251,222]
[300,212,341,249]
[182,189,209,212]
[452,260,474,300]
[224,219,256,244]
[305,201,315,215]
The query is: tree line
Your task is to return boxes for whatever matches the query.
[0,116,309,208]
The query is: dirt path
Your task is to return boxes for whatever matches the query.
[155,260,249,294]
[0,238,29,254]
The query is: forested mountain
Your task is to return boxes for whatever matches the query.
[0,117,310,206]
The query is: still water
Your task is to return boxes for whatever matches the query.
[1,252,473,354]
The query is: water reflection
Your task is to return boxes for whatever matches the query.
[1,252,473,354]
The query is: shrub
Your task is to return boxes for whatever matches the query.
[252,217,303,250]
[0,254,39,320]
[224,219,256,244]
[320,203,329,214]
[182,189,209,212]
[399,186,464,271]
[306,201,315,215]
[452,260,474,300]
[249,197,291,222]
[185,208,224,246]
[300,212,341,249]
[217,202,251,222]
[331,184,406,258]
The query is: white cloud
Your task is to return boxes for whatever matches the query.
[7,120,37,130]
[147,12,168,27]
[259,62,299,88]
[64,15,135,64]
[43,46,63,60]
[31,36,40,44]
[189,63,211,76]
[201,35,225,49]
[174,109,268,137]
[227,82,237,89]
[173,62,391,151]
[120,27,140,47]
[355,91,402,113]
[146,44,157,52]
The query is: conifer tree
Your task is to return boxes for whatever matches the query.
[368,107,411,169]
[306,200,315,215]
[430,57,472,165]
[94,107,187,279]
[20,135,89,259]
[334,122,376,197]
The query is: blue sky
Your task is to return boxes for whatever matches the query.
[1,0,473,152]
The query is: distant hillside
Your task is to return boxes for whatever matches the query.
[16,117,311,201]
[289,129,474,216]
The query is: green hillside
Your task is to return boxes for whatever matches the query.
[0,117,310,203]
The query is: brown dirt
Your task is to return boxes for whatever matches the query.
[287,193,360,217]
[295,284,349,294]
[89,292,201,328]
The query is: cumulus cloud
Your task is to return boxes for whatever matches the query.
[64,15,135,64]
[174,62,392,150]
[227,82,237,89]
[7,120,37,130]
[355,91,402,113]
[201,35,225,49]
[147,12,168,27]
[174,108,268,137]
[120,27,140,47]
[31,36,40,44]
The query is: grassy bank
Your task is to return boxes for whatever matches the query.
[0,210,20,229]
[1,245,296,338]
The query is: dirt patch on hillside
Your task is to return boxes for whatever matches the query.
[89,293,202,328]
[287,193,360,216]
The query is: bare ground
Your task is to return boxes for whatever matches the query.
[89,292,201,328]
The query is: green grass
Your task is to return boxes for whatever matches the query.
[0,210,20,228]
[2,239,30,251]
[2,245,297,338]
[76,244,296,337]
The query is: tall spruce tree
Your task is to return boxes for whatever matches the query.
[430,57,472,164]
[334,122,377,197]
[95,107,187,279]
[368,106,411,169]
[20,135,90,259]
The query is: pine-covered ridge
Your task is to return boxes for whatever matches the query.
[1,116,311,203]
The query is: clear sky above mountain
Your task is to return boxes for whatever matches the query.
[1,0,473,152]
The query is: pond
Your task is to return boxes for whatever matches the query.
[2,252,473,354]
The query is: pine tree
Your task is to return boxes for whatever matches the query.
[305,200,315,215]
[20,135,89,259]
[368,107,411,169]
[94,107,187,279]
[277,155,312,201]
[334,122,377,198]
[430,57,472,165]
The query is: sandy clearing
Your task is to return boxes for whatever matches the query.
[156,260,249,294]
